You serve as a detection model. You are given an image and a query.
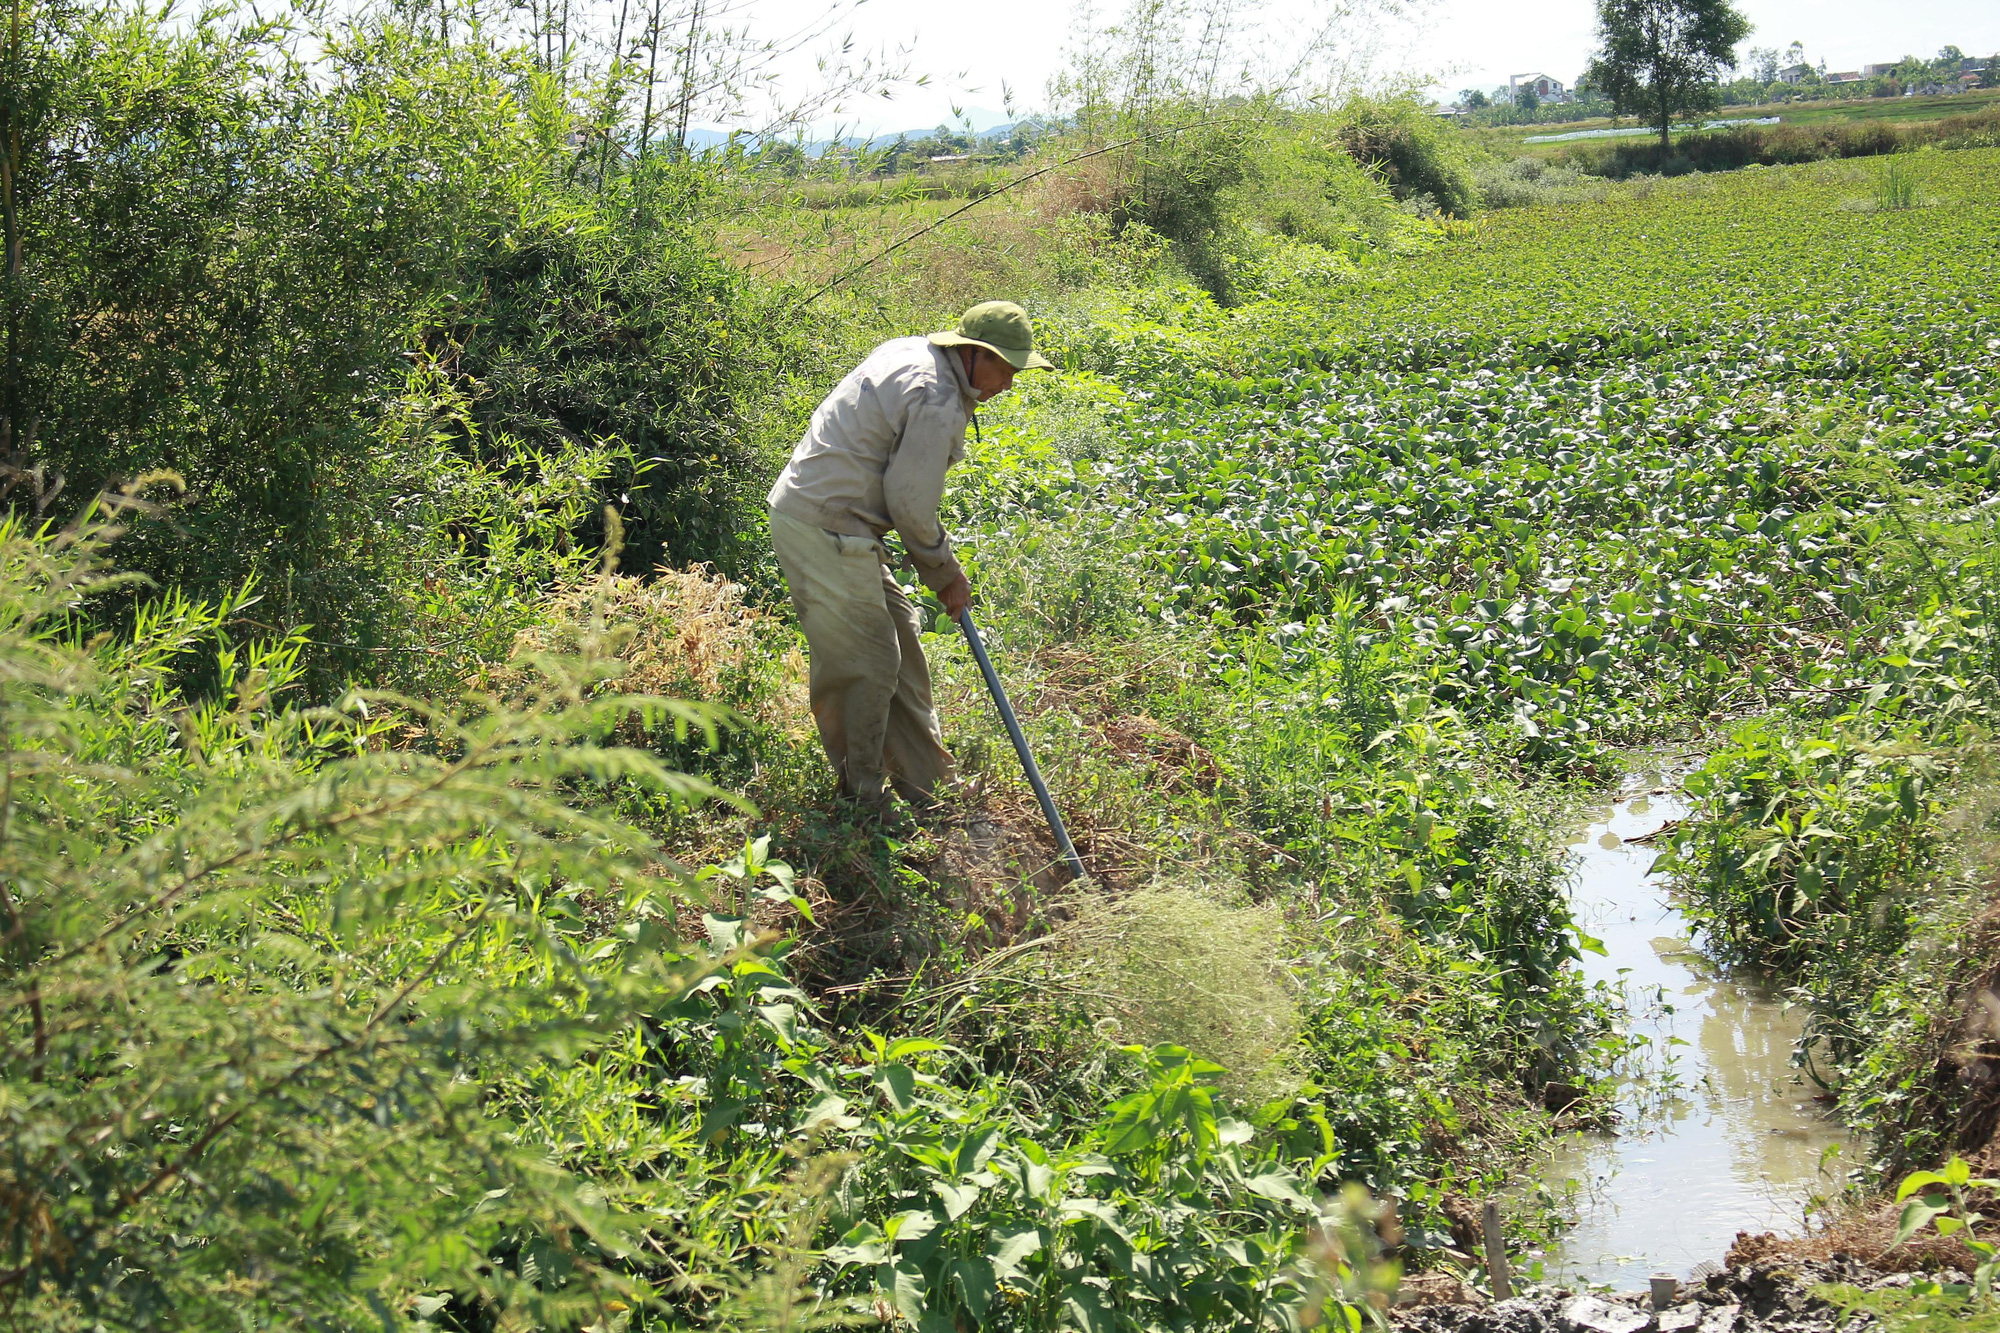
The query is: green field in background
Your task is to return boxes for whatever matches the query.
[1459,88,1998,157]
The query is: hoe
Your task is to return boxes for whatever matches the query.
[956,610,1089,882]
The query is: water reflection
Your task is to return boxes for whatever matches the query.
[1539,791,1850,1289]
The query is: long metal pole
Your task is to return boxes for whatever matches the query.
[956,610,1087,881]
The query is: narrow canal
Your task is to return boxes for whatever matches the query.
[1538,787,1852,1289]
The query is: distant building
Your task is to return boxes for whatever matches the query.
[1509,72,1569,103]
[1433,104,1469,118]
[1826,71,1863,84]
[1862,62,1900,77]
[1777,63,1814,84]
[1962,57,1989,72]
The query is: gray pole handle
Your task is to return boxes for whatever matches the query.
[956,610,1088,881]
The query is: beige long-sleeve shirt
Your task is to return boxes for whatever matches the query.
[766,336,975,592]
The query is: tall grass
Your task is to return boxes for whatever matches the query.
[1054,885,1304,1105]
[1877,154,1925,209]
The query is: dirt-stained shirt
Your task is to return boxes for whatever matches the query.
[766,336,975,592]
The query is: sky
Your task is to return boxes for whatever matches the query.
[759,0,2000,135]
[1422,0,2000,100]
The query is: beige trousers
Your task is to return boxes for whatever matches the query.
[768,507,955,803]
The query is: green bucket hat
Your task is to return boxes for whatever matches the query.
[929,300,1056,371]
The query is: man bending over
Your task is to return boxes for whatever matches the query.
[767,300,1054,813]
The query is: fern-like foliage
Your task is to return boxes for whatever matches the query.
[0,514,731,1328]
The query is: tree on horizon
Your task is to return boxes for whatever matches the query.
[1585,0,1752,153]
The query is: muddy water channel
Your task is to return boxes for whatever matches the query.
[1537,790,1851,1289]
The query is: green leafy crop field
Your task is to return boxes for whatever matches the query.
[969,151,2000,763]
[1465,89,2000,159]
[928,148,2000,1228]
[1756,90,2000,126]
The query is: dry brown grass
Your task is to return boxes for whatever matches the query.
[1022,150,1129,219]
[986,641,1230,883]
[720,188,1055,304]
[712,139,1155,341]
[774,794,1091,1010]
[1727,1168,1991,1273]
[510,566,805,729]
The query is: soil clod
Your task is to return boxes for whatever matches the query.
[1393,1259,1903,1333]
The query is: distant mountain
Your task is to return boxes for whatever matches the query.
[824,122,1020,151]
[832,106,1015,140]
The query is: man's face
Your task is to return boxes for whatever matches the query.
[965,348,1019,402]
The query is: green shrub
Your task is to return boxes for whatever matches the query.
[17,4,460,680]
[1329,96,1478,218]
[1649,600,2000,1168]
[1234,119,1403,249]
[1660,719,1942,971]
[1025,282,1234,382]
[426,161,763,578]
[1553,106,2000,178]
[1814,825,1999,1171]
[0,515,743,1325]
[816,1041,1395,1331]
[1048,212,1172,289]
[14,7,768,690]
[1111,113,1260,300]
[1473,157,1608,210]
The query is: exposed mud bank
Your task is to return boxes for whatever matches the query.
[1394,1258,1957,1333]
